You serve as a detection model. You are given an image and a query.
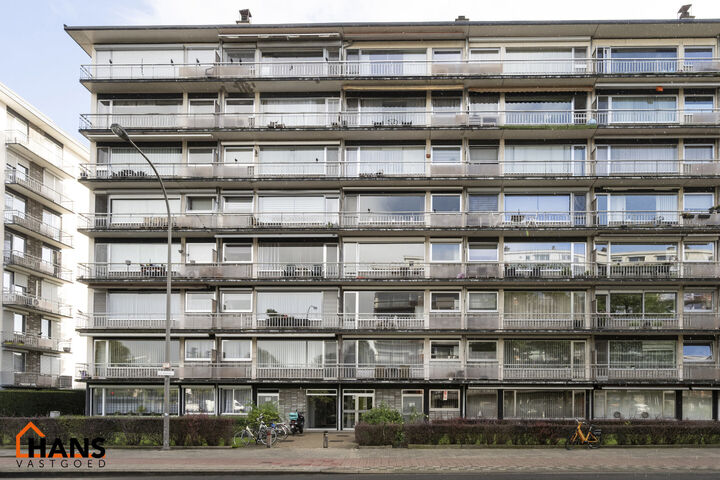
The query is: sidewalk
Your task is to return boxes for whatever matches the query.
[3,435,720,475]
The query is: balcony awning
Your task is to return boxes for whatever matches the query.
[469,87,593,93]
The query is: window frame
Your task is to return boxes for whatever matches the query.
[467,291,499,312]
[430,242,462,263]
[222,243,253,263]
[184,339,214,362]
[220,339,252,361]
[220,291,253,312]
[430,340,461,361]
[429,389,461,410]
[467,242,499,262]
[467,340,498,363]
[185,292,216,313]
[186,195,217,213]
[430,291,461,312]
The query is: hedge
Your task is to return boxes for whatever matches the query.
[355,419,720,447]
[0,416,240,447]
[0,390,85,417]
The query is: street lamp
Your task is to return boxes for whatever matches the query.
[111,123,173,451]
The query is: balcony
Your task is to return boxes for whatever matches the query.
[3,250,73,282]
[5,168,73,213]
[80,58,720,81]
[0,371,72,388]
[595,262,720,279]
[503,364,589,381]
[77,159,720,181]
[593,365,680,381]
[3,211,72,248]
[2,290,72,317]
[1,331,69,353]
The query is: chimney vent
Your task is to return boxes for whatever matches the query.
[455,15,469,21]
[237,9,252,24]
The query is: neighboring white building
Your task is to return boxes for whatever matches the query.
[0,82,89,390]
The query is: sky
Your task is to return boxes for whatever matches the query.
[2,0,720,144]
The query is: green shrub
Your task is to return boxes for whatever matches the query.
[0,390,85,417]
[361,403,403,425]
[246,403,280,430]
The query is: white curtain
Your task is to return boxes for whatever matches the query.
[257,340,324,365]
[504,49,574,73]
[107,292,181,315]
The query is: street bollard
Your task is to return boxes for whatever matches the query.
[267,429,272,448]
[323,430,328,448]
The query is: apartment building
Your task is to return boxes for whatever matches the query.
[67,16,720,426]
[0,83,88,390]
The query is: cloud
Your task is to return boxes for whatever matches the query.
[121,0,720,25]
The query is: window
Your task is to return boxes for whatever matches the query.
[468,194,498,212]
[5,193,26,216]
[40,319,52,339]
[92,386,179,416]
[223,243,252,263]
[432,146,461,164]
[430,292,460,311]
[429,389,460,410]
[430,242,461,262]
[684,242,714,262]
[467,341,497,361]
[431,195,461,212]
[188,147,216,164]
[433,50,462,62]
[186,292,215,312]
[12,313,25,333]
[186,196,215,212]
[220,387,252,415]
[684,291,713,312]
[185,339,214,361]
[468,243,498,262]
[224,147,253,164]
[685,96,714,113]
[185,243,215,264]
[221,340,251,361]
[184,387,215,414]
[225,98,253,114]
[467,292,498,311]
[468,146,499,164]
[593,389,674,420]
[9,234,25,256]
[683,390,712,420]
[221,292,252,312]
[12,351,26,372]
[401,390,424,421]
[683,193,713,212]
[431,341,460,360]
[188,99,215,114]
[466,389,498,419]
[223,197,252,213]
[683,342,713,362]
[684,144,714,162]
[257,391,279,407]
[505,390,584,419]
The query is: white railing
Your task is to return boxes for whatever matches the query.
[80,58,720,80]
[256,364,335,379]
[76,363,172,379]
[592,314,679,330]
[3,129,65,169]
[595,262,720,279]
[338,364,425,380]
[3,250,73,282]
[502,313,585,330]
[5,167,73,210]
[1,331,65,352]
[503,364,588,380]
[1,371,72,388]
[2,289,72,317]
[594,365,680,380]
[4,210,73,246]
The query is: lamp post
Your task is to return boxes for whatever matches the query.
[111,124,172,450]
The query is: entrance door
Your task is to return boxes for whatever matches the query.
[342,390,374,429]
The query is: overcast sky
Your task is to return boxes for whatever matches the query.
[2,0,720,143]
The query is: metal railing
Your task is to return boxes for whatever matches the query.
[0,371,72,388]
[78,159,720,179]
[2,290,72,317]
[76,363,172,379]
[593,365,680,381]
[3,130,65,169]
[3,210,73,246]
[78,210,720,232]
[80,58,720,80]
[3,250,73,282]
[503,364,589,380]
[595,262,720,279]
[1,331,68,352]
[5,167,73,210]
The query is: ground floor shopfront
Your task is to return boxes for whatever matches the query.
[86,383,720,428]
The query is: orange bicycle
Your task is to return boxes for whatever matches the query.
[565,419,601,449]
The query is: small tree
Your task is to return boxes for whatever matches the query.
[361,403,403,425]
[246,402,281,430]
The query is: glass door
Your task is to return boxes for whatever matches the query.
[342,390,374,429]
[306,389,338,429]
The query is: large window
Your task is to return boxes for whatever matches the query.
[596,193,678,224]
[467,292,498,312]
[186,292,215,312]
[184,387,215,414]
[219,387,252,415]
[185,339,214,361]
[467,341,497,361]
[683,391,713,420]
[92,387,179,416]
[466,390,498,419]
[344,291,424,317]
[504,390,584,419]
[220,291,252,312]
[94,339,180,364]
[429,389,460,420]
[594,390,675,419]
[468,243,498,262]
[343,339,423,365]
[430,292,460,312]
[222,243,252,263]
[345,146,425,176]
[257,340,335,366]
[504,144,585,175]
[221,340,251,361]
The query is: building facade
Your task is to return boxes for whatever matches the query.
[68,17,720,426]
[0,83,88,390]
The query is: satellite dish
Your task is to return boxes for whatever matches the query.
[678,4,695,19]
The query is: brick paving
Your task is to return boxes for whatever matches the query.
[2,434,720,475]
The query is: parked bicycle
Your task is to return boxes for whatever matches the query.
[233,414,279,447]
[565,419,601,449]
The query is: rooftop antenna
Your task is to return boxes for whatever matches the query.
[677,4,694,19]
[237,9,252,24]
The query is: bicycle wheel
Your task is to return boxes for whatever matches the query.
[276,424,289,441]
[587,433,601,449]
[258,427,278,446]
[565,432,578,450]
[233,429,251,448]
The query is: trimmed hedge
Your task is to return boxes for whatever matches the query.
[0,390,85,417]
[355,419,720,447]
[0,416,238,447]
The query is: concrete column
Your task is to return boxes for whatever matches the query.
[677,334,684,381]
[497,338,504,381]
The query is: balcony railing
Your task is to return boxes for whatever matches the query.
[74,362,720,382]
[80,58,720,80]
[79,108,720,132]
[3,130,65,170]
[77,211,720,232]
[5,168,73,211]
[78,261,720,282]
[3,250,73,282]
[4,210,73,247]
[2,290,72,317]
[1,331,68,352]
[0,371,72,388]
[78,159,720,180]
